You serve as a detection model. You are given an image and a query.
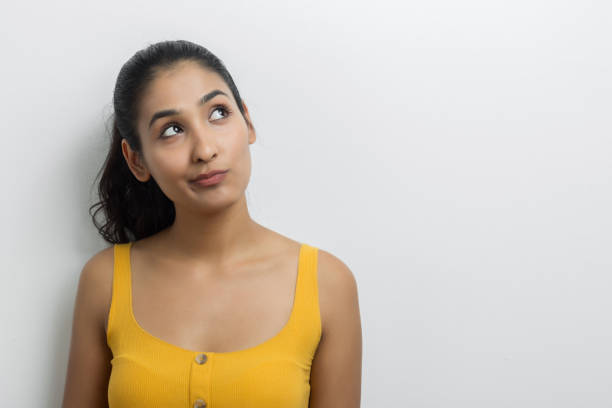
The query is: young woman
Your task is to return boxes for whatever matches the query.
[62,40,362,408]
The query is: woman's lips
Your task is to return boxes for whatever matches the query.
[192,169,228,181]
[191,171,227,186]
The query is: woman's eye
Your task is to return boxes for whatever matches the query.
[160,124,182,139]
[210,105,230,121]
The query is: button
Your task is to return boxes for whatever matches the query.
[194,399,207,408]
[195,353,208,364]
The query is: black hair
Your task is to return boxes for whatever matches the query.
[89,40,250,244]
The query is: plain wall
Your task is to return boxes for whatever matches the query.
[1,0,611,406]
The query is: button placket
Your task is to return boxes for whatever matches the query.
[191,352,211,407]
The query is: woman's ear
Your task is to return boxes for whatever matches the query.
[121,139,151,182]
[242,100,256,145]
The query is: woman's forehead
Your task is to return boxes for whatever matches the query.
[143,64,228,106]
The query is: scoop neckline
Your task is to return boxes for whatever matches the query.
[124,241,305,356]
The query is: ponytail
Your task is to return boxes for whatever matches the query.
[89,121,175,244]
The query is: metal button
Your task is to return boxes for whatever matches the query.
[194,399,207,408]
[195,353,208,364]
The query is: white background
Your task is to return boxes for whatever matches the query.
[1,0,611,406]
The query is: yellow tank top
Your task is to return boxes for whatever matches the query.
[106,241,322,408]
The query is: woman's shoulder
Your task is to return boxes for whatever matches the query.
[317,247,360,331]
[78,245,117,333]
[82,244,117,282]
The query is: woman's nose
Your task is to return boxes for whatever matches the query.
[191,125,218,163]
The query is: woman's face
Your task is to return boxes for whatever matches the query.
[123,60,255,214]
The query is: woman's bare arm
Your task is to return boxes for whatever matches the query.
[309,250,363,408]
[62,248,114,408]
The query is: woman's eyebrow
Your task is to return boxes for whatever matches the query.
[148,89,229,129]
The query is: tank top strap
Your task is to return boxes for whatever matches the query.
[290,243,322,338]
[106,241,133,344]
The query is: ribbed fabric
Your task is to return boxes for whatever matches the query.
[106,241,322,408]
